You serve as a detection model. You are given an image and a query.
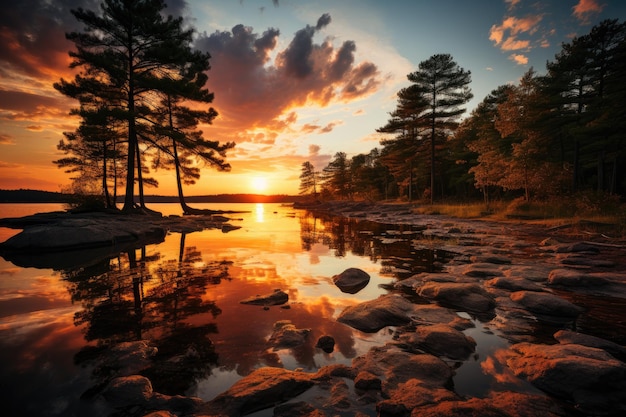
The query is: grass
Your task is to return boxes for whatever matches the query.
[408,196,626,239]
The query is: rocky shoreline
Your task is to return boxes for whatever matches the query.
[2,202,625,416]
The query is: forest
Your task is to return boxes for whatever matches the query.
[54,0,625,216]
[300,19,626,213]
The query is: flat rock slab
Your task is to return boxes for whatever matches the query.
[504,342,626,415]
[509,290,584,318]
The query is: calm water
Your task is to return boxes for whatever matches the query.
[0,202,511,416]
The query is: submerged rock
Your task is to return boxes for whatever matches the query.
[240,289,289,306]
[332,267,370,294]
[268,320,310,349]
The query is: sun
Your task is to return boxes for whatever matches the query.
[251,176,268,193]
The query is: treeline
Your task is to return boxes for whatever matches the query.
[0,189,69,203]
[301,20,626,205]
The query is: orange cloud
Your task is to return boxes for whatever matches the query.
[0,133,15,145]
[194,13,381,147]
[572,0,605,24]
[509,53,529,65]
[489,14,543,52]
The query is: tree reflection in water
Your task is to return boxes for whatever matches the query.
[65,232,227,397]
[299,211,455,280]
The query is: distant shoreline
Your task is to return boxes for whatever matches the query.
[0,189,302,204]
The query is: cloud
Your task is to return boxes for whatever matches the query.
[0,133,15,145]
[194,13,381,146]
[572,0,605,24]
[509,53,529,65]
[489,14,543,52]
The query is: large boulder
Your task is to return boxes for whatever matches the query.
[417,282,495,312]
[509,291,583,318]
[332,268,370,294]
[504,342,626,414]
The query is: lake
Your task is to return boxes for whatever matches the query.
[0,202,526,416]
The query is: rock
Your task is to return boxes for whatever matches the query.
[354,371,382,391]
[461,262,504,278]
[554,330,626,362]
[559,255,616,268]
[413,391,566,417]
[470,254,512,264]
[143,412,177,417]
[352,345,454,394]
[484,276,543,292]
[377,378,459,416]
[332,267,370,293]
[273,401,324,417]
[547,268,610,287]
[327,380,351,409]
[417,281,495,312]
[556,242,600,253]
[504,342,626,415]
[337,294,419,332]
[240,289,289,306]
[509,291,583,318]
[268,320,310,349]
[315,335,335,353]
[199,367,315,416]
[398,324,477,361]
[102,375,153,408]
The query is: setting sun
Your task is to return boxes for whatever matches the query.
[251,176,268,193]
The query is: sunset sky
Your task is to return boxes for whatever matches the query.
[1,0,625,196]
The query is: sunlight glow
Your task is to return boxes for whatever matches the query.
[251,176,268,193]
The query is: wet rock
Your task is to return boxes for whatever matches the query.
[143,412,177,417]
[273,401,324,417]
[556,242,600,253]
[398,324,476,361]
[199,367,315,416]
[413,391,566,417]
[268,320,310,349]
[327,380,351,409]
[484,276,543,292]
[102,375,153,408]
[559,255,616,268]
[315,335,335,353]
[337,294,420,332]
[352,345,454,395]
[332,267,371,294]
[461,262,504,278]
[509,291,583,318]
[102,340,158,376]
[503,265,551,282]
[504,342,626,415]
[554,330,626,362]
[377,378,459,416]
[354,371,382,391]
[410,303,473,329]
[547,268,610,287]
[417,281,495,312]
[240,289,289,306]
[470,254,512,264]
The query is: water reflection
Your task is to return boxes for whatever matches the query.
[0,203,462,416]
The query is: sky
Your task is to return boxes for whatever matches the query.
[1,0,625,196]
